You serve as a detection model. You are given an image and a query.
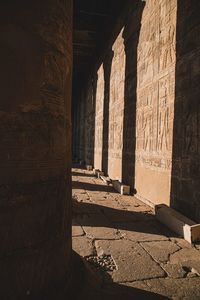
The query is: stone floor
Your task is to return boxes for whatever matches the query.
[72,167,200,300]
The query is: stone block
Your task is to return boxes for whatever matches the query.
[112,180,130,195]
[184,224,200,244]
[155,204,200,243]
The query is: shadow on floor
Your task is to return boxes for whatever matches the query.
[72,171,95,178]
[77,257,170,300]
[72,181,118,193]
[72,199,175,238]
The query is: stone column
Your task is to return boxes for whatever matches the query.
[0,0,72,298]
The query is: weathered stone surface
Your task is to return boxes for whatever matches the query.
[83,223,120,241]
[0,0,72,298]
[170,0,200,223]
[73,0,200,223]
[95,240,165,282]
[135,0,176,206]
[72,168,200,298]
[94,65,104,171]
[169,248,200,275]
[72,236,95,257]
[107,29,125,181]
[119,221,169,242]
[170,248,200,265]
[161,262,187,279]
[141,241,180,263]
[72,221,84,237]
[145,278,200,300]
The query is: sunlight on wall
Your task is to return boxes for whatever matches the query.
[94,64,104,170]
[108,28,125,181]
[135,0,177,205]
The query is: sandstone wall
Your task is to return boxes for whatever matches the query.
[94,65,104,170]
[135,0,177,205]
[73,0,200,221]
[171,0,200,222]
[108,30,126,180]
[0,1,72,298]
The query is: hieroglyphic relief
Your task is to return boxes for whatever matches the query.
[136,84,157,153]
[159,24,175,71]
[94,65,104,169]
[108,29,125,179]
[137,13,159,89]
[136,0,176,171]
[159,0,176,71]
[183,99,199,156]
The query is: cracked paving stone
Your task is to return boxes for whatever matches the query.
[161,262,187,278]
[170,248,200,275]
[117,196,152,212]
[170,237,194,249]
[73,193,91,203]
[118,221,169,242]
[72,189,86,195]
[88,191,114,200]
[141,240,180,263]
[103,207,154,223]
[95,240,165,282]
[124,278,200,300]
[72,236,95,257]
[92,198,122,210]
[144,278,200,300]
[80,213,120,240]
[72,221,84,237]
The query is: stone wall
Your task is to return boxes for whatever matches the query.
[94,65,104,170]
[108,29,126,180]
[0,0,72,298]
[73,0,200,221]
[135,0,177,205]
[171,0,200,222]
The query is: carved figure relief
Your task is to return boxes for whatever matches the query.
[160,25,176,71]
[136,2,176,171]
[109,29,125,162]
[157,78,170,152]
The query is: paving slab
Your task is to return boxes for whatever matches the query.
[145,278,200,300]
[95,240,165,282]
[103,208,154,223]
[161,262,187,278]
[72,236,95,257]
[79,213,120,240]
[72,168,200,299]
[141,240,180,263]
[72,221,84,237]
[119,221,169,242]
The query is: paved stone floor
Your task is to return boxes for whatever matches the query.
[72,168,200,300]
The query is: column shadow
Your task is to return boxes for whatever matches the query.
[121,1,145,191]
[101,50,113,175]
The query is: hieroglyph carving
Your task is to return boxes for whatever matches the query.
[136,1,176,170]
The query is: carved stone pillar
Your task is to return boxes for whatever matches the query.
[0,1,72,298]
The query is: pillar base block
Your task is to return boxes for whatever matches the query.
[155,204,200,244]
[112,180,130,195]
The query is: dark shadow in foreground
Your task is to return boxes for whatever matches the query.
[73,253,170,300]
